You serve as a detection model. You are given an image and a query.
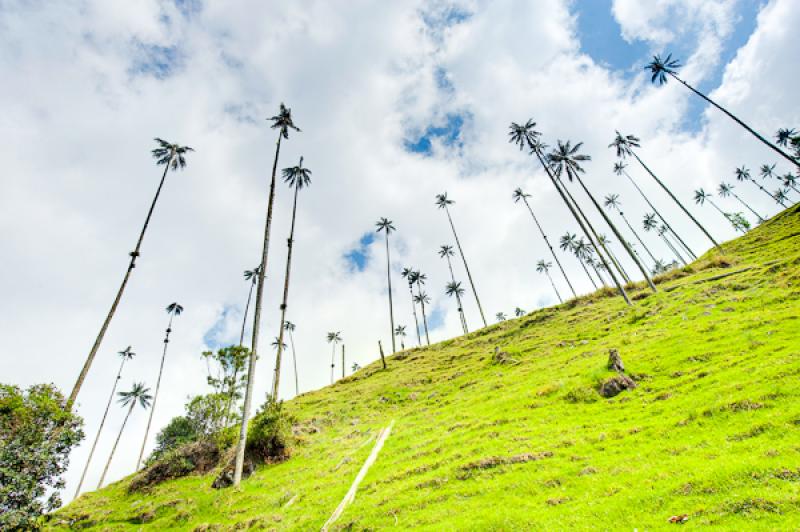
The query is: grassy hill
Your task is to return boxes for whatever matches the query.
[53,206,800,530]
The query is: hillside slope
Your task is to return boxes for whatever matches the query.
[54,206,800,530]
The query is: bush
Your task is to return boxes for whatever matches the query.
[147,416,199,465]
[246,401,294,463]
[130,440,220,492]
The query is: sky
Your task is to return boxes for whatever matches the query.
[1,0,798,502]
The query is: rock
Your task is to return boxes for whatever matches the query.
[607,349,625,373]
[598,374,637,398]
[491,347,518,365]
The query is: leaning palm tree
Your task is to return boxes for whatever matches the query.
[439,245,468,334]
[718,183,765,223]
[234,103,300,487]
[782,173,800,195]
[512,188,576,298]
[536,260,562,303]
[444,281,468,334]
[694,189,745,233]
[735,165,783,205]
[98,382,152,488]
[776,128,797,148]
[597,234,632,284]
[394,325,407,350]
[239,267,260,346]
[647,54,797,167]
[610,131,720,253]
[774,188,792,207]
[496,312,507,322]
[400,267,422,346]
[271,157,312,402]
[74,346,136,498]
[327,332,342,384]
[548,140,656,293]
[284,321,299,396]
[560,232,597,289]
[136,302,183,470]
[604,193,658,266]
[413,289,432,345]
[376,218,397,353]
[643,213,686,265]
[576,240,606,287]
[70,139,192,408]
[435,193,488,326]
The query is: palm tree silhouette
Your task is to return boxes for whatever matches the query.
[400,267,422,346]
[774,188,792,207]
[782,173,800,195]
[647,54,797,167]
[536,260,562,303]
[604,193,657,267]
[776,128,797,147]
[735,165,783,206]
[597,233,632,283]
[271,337,287,350]
[512,188,576,298]
[514,307,526,317]
[376,218,397,353]
[610,131,718,254]
[412,286,432,345]
[439,245,468,334]
[759,163,777,181]
[271,157,312,402]
[445,281,468,334]
[576,239,606,287]
[643,214,686,265]
[284,321,299,396]
[239,267,260,346]
[136,302,182,470]
[496,312,507,322]
[718,183,765,223]
[694,189,745,233]
[235,103,300,488]
[394,325,407,350]
[560,232,597,289]
[71,139,192,407]
[327,332,342,384]
[98,382,152,488]
[436,193,488,326]
[74,346,136,498]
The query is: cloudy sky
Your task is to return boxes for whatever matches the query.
[1,0,797,500]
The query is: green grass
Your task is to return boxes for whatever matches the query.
[52,206,800,530]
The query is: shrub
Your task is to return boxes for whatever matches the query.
[246,401,294,463]
[130,440,220,492]
[147,416,199,465]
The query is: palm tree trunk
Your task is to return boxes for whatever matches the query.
[443,206,488,326]
[70,163,172,408]
[271,184,300,401]
[384,233,396,353]
[661,233,687,265]
[407,284,422,346]
[330,344,336,384]
[545,271,562,303]
[521,197,577,298]
[137,316,172,470]
[341,345,345,379]
[670,72,798,168]
[74,357,127,498]
[239,281,255,347]
[731,192,765,222]
[605,244,632,284]
[577,257,598,289]
[445,254,468,334]
[417,282,430,345]
[288,329,299,397]
[747,176,785,206]
[235,132,282,488]
[621,168,696,259]
[619,211,658,265]
[589,261,607,287]
[98,401,135,489]
[705,199,737,230]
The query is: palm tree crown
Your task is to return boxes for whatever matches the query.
[244,266,261,284]
[151,138,193,170]
[394,325,406,337]
[693,188,711,205]
[118,346,136,361]
[718,182,734,197]
[776,128,797,147]
[548,140,591,181]
[760,164,777,179]
[445,281,465,297]
[327,331,342,344]
[118,382,152,409]
[536,260,551,273]
[166,302,183,316]
[645,54,681,85]
[609,131,640,158]
[496,312,507,322]
[435,192,454,209]
[376,217,395,234]
[282,157,312,189]
[604,193,621,210]
[735,166,751,182]
[269,103,301,139]
[438,244,455,258]
[508,120,540,151]
[284,321,296,332]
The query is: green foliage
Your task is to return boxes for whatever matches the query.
[147,416,198,465]
[246,401,293,463]
[0,384,83,530]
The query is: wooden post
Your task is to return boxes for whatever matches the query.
[341,344,345,379]
[378,340,387,369]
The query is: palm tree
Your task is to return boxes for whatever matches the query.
[239,267,260,346]
[610,131,719,253]
[646,54,797,167]
[774,188,792,207]
[496,312,507,322]
[136,302,183,470]
[271,337,287,350]
[782,173,800,195]
[376,218,397,353]
[598,233,631,283]
[735,165,783,206]
[327,332,342,384]
[548,140,657,292]
[439,245,468,334]
[576,239,605,287]
[271,157,312,402]
[74,346,136,498]
[413,288,432,345]
[759,163,777,180]
[514,307,526,317]
[435,193,488,326]
[694,189,745,233]
[445,281,468,334]
[776,128,797,147]
[351,362,361,373]
[394,325,407,350]
[536,260,562,303]
[604,193,658,267]
[70,139,192,407]
[643,213,686,265]
[718,182,765,223]
[234,103,300,488]
[509,121,631,305]
[400,267,422,346]
[284,321,299,396]
[97,382,151,488]
[512,188,576,298]
[560,232,597,289]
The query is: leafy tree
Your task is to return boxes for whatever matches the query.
[71,139,193,407]
[202,345,248,427]
[284,321,300,397]
[718,182,765,223]
[239,267,260,346]
[439,245,468,334]
[536,260,562,303]
[604,193,657,267]
[327,332,342,384]
[735,165,784,206]
[376,218,397,352]
[400,267,422,346]
[147,416,197,464]
[98,383,151,488]
[394,325,407,350]
[0,384,83,529]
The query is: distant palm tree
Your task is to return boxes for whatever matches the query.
[735,165,783,205]
[597,233,632,283]
[394,325,407,350]
[536,260,562,303]
[575,239,606,287]
[413,288,432,345]
[514,307,526,317]
[774,188,792,207]
[776,128,797,147]
[759,163,777,180]
[496,312,507,322]
[400,267,422,346]
[439,245,468,334]
[351,362,361,373]
[376,218,397,353]
[445,281,468,334]
[70,139,192,407]
[271,157,312,402]
[436,193,487,326]
[98,382,152,488]
[782,173,800,195]
[74,346,136,498]
[239,267,260,346]
[604,193,658,267]
[136,302,183,470]
[512,188,576,298]
[651,259,669,275]
[235,103,300,488]
[718,183,765,223]
[560,232,597,289]
[694,189,745,233]
[647,54,797,167]
[284,321,299,396]
[610,131,719,253]
[643,214,686,265]
[327,332,342,384]
[271,337,287,350]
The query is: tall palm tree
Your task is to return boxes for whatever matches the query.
[774,188,792,207]
[548,140,657,293]
[597,233,631,283]
[439,245,468,334]
[234,103,300,488]
[604,193,658,266]
[782,173,800,195]
[327,332,342,384]
[413,289,432,345]
[435,193,488,326]
[271,337,287,350]
[694,189,745,233]
[536,260,562,303]
[643,214,686,265]
[776,128,797,147]
[735,165,783,206]
[284,321,299,397]
[394,325,407,350]
[610,131,720,253]
[239,267,260,346]
[271,157,312,402]
[718,182,765,223]
[74,346,136,498]
[512,188,576,298]
[136,302,183,470]
[98,382,152,488]
[612,161,695,259]
[509,121,631,305]
[759,163,777,181]
[647,54,798,167]
[496,312,507,322]
[445,281,468,334]
[400,267,422,346]
[376,218,397,353]
[70,139,192,408]
[576,239,606,287]
[560,232,597,289]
